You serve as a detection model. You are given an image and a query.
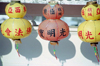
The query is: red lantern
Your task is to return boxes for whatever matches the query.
[38,19,69,41]
[42,1,64,19]
[38,1,69,59]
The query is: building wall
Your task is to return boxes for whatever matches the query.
[0,27,100,66]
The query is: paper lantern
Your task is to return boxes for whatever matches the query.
[38,1,69,59]
[78,1,100,62]
[38,19,69,42]
[78,20,100,43]
[1,18,32,39]
[5,1,26,18]
[42,1,64,19]
[81,1,100,20]
[1,0,32,57]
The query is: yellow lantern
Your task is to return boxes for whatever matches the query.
[5,0,26,18]
[1,0,32,57]
[1,18,32,40]
[78,1,100,62]
[78,20,100,43]
[81,1,100,20]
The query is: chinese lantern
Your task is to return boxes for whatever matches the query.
[42,1,64,19]
[81,1,100,20]
[1,0,32,56]
[38,1,69,59]
[78,1,100,62]
[5,0,26,18]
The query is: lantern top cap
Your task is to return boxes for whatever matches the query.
[11,0,20,1]
[48,1,58,5]
[86,1,97,5]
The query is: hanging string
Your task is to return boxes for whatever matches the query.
[16,44,20,57]
[94,45,99,62]
[53,46,57,59]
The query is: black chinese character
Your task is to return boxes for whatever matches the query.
[58,8,61,11]
[50,9,55,14]
[59,28,66,37]
[44,9,47,14]
[58,13,62,15]
[47,29,55,37]
[39,29,44,38]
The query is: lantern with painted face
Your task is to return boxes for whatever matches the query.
[78,1,100,62]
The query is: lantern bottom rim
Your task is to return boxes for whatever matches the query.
[12,39,22,44]
[50,41,59,46]
[90,42,98,46]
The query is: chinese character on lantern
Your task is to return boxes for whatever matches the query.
[59,28,66,37]
[15,7,20,13]
[78,31,83,39]
[85,31,94,39]
[88,8,92,16]
[39,29,44,38]
[96,8,100,15]
[8,7,13,13]
[47,29,55,37]
[5,28,11,36]
[15,28,23,36]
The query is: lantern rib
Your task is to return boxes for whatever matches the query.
[83,21,88,42]
[45,19,50,40]
[21,19,26,36]
[94,21,96,42]
[55,5,57,19]
[12,19,15,39]
[63,20,69,39]
[48,6,51,19]
[55,19,59,41]
[2,20,8,35]
[84,8,87,20]
[93,7,94,19]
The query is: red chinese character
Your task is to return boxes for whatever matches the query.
[85,31,94,39]
[5,28,11,36]
[97,8,100,15]
[8,7,13,13]
[88,8,92,16]
[27,27,31,34]
[78,31,83,39]
[23,6,26,12]
[81,9,85,15]
[98,32,100,35]
[15,7,20,13]
[15,28,23,36]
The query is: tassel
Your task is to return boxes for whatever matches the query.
[16,44,20,57]
[53,46,57,59]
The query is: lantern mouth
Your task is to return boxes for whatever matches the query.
[50,41,59,45]
[10,0,21,5]
[90,42,98,46]
[87,1,97,5]
[12,39,22,44]
[84,1,98,8]
[10,18,22,19]
[48,1,58,5]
